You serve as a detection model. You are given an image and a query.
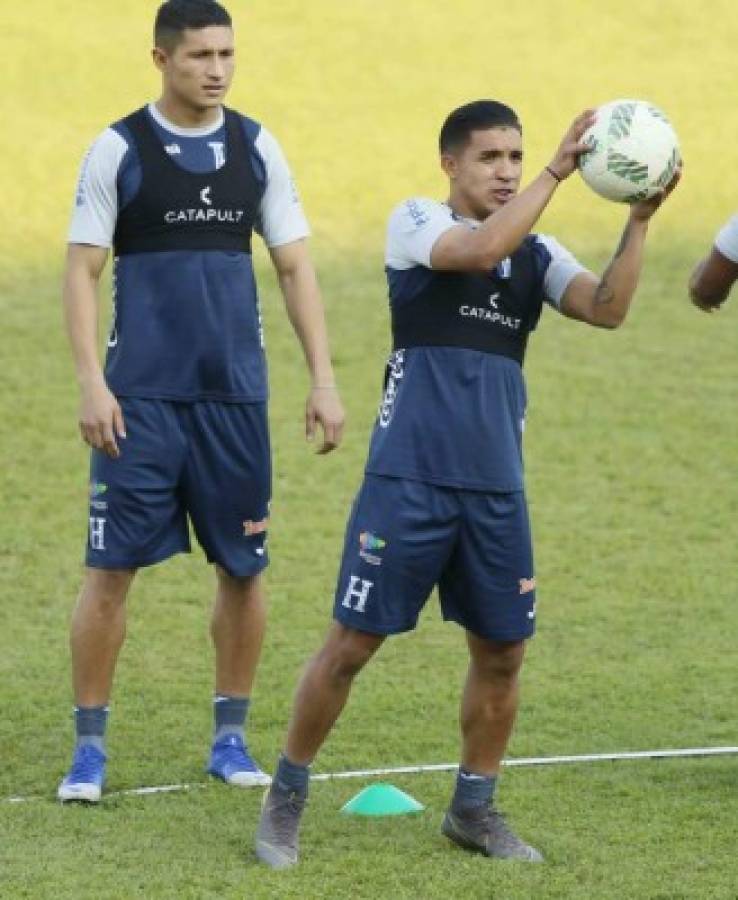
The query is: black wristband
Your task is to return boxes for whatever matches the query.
[545,165,562,183]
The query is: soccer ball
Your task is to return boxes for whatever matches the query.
[578,99,680,203]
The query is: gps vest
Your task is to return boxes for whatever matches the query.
[390,236,547,366]
[105,107,268,402]
[113,106,261,254]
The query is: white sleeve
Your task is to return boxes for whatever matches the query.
[68,128,128,247]
[253,127,310,248]
[714,215,738,263]
[385,198,456,270]
[536,234,589,309]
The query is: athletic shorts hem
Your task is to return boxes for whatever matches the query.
[442,611,535,642]
[85,544,190,571]
[333,610,418,636]
[207,555,269,579]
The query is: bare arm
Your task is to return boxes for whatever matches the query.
[561,169,682,329]
[431,109,596,272]
[269,239,345,453]
[689,247,738,312]
[63,243,125,457]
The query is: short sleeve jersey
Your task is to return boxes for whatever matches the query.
[715,214,738,263]
[364,198,587,492]
[69,103,309,402]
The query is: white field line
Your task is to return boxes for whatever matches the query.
[5,746,737,805]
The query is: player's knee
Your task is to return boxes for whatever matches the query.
[215,567,261,602]
[84,567,135,610]
[471,637,526,682]
[320,626,383,683]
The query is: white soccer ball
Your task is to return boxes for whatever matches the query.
[578,99,680,203]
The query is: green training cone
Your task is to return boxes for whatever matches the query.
[340,783,425,817]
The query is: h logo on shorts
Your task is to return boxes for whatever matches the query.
[342,576,373,614]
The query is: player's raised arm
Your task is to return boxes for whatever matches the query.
[63,243,125,458]
[269,239,345,454]
[689,215,738,311]
[559,168,682,329]
[430,109,596,273]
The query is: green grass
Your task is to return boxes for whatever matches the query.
[2,0,738,897]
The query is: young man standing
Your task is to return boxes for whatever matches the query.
[59,0,344,802]
[255,100,679,866]
[689,214,738,309]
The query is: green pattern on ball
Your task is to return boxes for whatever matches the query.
[608,102,637,140]
[607,150,649,183]
[647,105,670,123]
[655,145,680,187]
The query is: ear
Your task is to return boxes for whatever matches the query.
[440,152,458,181]
[152,47,168,72]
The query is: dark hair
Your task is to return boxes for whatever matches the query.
[154,0,232,51]
[439,100,521,154]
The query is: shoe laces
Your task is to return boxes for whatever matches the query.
[485,807,526,851]
[69,745,104,782]
[268,790,307,848]
[215,735,259,769]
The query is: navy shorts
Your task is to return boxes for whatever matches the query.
[333,474,536,641]
[85,399,271,577]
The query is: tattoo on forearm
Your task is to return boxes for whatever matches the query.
[594,222,632,306]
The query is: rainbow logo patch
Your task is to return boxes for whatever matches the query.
[359,531,386,552]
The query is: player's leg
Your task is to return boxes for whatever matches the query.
[59,399,190,803]
[255,622,383,869]
[459,635,525,778]
[183,401,271,785]
[284,621,385,766]
[255,475,455,868]
[207,568,269,785]
[58,567,135,802]
[439,490,542,861]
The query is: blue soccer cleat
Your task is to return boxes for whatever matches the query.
[58,744,107,803]
[207,734,271,787]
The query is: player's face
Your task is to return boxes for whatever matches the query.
[154,26,235,112]
[443,127,523,220]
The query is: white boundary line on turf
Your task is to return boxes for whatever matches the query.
[5,746,737,805]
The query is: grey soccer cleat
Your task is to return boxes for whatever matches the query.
[442,806,544,862]
[254,783,307,869]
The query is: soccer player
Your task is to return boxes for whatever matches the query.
[254,100,680,866]
[689,214,738,310]
[58,0,344,802]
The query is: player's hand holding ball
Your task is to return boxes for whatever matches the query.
[546,109,598,181]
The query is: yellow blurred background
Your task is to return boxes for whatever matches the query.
[3,0,737,276]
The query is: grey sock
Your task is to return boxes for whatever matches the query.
[451,767,497,815]
[213,695,250,743]
[274,753,310,799]
[74,705,108,754]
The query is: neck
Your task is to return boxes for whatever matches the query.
[446,193,484,223]
[155,95,222,129]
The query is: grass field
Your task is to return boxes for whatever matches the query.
[2,1,737,897]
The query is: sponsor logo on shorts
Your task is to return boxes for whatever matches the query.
[90,481,107,498]
[359,531,386,566]
[243,518,269,537]
[519,576,536,595]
